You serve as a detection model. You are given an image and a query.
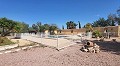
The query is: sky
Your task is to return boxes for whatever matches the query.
[0,0,120,29]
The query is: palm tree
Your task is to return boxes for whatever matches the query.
[49,24,58,35]
[66,21,77,29]
[66,22,70,29]
[44,24,50,30]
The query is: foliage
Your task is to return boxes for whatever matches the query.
[116,8,120,25]
[117,8,120,17]
[32,24,38,31]
[20,22,29,33]
[66,21,78,29]
[38,25,45,32]
[92,8,120,27]
[14,22,23,33]
[78,21,81,29]
[28,27,35,31]
[92,18,111,27]
[0,37,14,46]
[0,17,17,36]
[31,22,58,35]
[85,23,93,32]
[49,24,58,35]
[44,24,50,30]
[0,17,29,36]
[117,18,120,25]
[62,25,64,29]
[92,30,102,38]
[107,14,116,26]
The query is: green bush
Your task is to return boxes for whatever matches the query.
[0,37,15,46]
[92,30,102,38]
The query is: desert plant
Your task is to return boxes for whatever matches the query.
[85,23,93,32]
[92,30,102,38]
[0,37,14,46]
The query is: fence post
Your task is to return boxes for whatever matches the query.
[41,33,42,44]
[57,34,59,50]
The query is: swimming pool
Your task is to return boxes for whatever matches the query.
[48,35,68,38]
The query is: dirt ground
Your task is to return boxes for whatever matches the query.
[10,39,32,46]
[0,38,120,66]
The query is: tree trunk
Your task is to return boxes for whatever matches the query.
[1,27,5,36]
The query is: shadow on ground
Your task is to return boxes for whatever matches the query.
[92,40,120,55]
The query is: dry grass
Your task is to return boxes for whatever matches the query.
[0,37,15,46]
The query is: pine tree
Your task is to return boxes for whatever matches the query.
[78,21,81,29]
[62,25,64,29]
[111,20,115,26]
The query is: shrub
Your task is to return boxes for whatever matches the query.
[92,30,102,38]
[0,37,14,46]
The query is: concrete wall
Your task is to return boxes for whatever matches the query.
[58,28,86,35]
[58,26,120,37]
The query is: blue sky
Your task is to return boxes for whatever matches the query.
[0,0,120,29]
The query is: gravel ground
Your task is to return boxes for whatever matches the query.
[0,41,120,66]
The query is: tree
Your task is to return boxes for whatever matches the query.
[108,14,116,26]
[38,25,45,33]
[117,8,120,17]
[85,23,93,32]
[83,25,86,28]
[0,17,18,36]
[31,22,58,35]
[32,24,38,31]
[66,22,70,29]
[92,18,111,27]
[49,24,58,35]
[116,8,120,25]
[44,24,50,30]
[36,22,45,33]
[66,21,77,29]
[36,22,42,27]
[92,30,102,38]
[62,25,64,29]
[21,22,29,33]
[115,17,120,25]
[14,22,22,33]
[78,21,81,29]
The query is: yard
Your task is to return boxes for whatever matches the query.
[0,37,120,66]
